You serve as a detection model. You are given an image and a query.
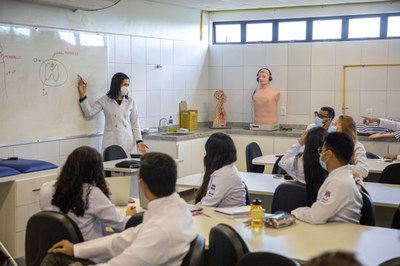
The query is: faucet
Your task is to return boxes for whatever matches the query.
[158,118,167,133]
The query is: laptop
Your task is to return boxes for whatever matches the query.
[106,176,131,206]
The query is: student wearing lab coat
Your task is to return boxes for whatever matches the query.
[78,72,148,156]
[291,132,363,225]
[195,132,247,208]
[41,152,197,266]
[39,146,136,241]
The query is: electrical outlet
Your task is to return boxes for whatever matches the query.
[281,106,287,116]
[366,108,373,116]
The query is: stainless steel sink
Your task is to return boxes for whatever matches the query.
[160,132,192,136]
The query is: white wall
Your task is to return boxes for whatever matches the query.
[207,3,400,125]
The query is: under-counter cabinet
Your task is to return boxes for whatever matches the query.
[0,169,58,258]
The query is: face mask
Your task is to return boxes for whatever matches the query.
[314,117,323,127]
[120,86,129,96]
[319,154,327,171]
[328,126,337,133]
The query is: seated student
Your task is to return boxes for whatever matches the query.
[291,132,363,225]
[41,152,197,266]
[306,106,336,132]
[336,115,369,179]
[39,146,135,241]
[195,132,246,208]
[278,127,328,205]
[308,251,362,266]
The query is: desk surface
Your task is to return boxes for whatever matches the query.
[103,158,184,173]
[252,155,396,174]
[177,172,400,208]
[194,206,400,266]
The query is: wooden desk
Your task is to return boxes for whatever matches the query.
[252,155,396,174]
[194,207,400,266]
[177,172,400,210]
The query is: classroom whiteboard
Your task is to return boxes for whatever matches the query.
[0,24,107,145]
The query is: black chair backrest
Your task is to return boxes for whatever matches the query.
[103,145,128,177]
[244,183,250,206]
[366,151,381,159]
[360,190,376,226]
[245,142,264,173]
[181,235,205,266]
[378,257,400,266]
[391,205,400,229]
[236,251,301,266]
[209,223,249,266]
[125,212,145,229]
[379,163,400,185]
[271,181,308,213]
[271,155,291,179]
[103,145,128,161]
[25,211,84,266]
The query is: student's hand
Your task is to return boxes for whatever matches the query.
[137,142,149,154]
[361,116,380,125]
[48,240,74,256]
[126,205,137,216]
[384,153,397,160]
[77,75,87,98]
[298,131,307,145]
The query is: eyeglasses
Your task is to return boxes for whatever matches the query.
[314,112,330,119]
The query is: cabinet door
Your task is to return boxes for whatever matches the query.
[273,137,298,155]
[177,138,207,178]
[144,140,178,158]
[360,141,388,157]
[388,142,400,156]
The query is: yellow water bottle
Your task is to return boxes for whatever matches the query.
[251,198,263,229]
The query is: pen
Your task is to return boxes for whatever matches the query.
[201,212,212,218]
[78,74,87,85]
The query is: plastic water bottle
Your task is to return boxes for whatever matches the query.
[168,116,173,125]
[251,198,263,230]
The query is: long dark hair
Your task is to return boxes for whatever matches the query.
[106,72,129,100]
[302,127,328,206]
[51,146,110,216]
[195,133,237,203]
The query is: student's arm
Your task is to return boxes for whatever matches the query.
[379,118,400,131]
[291,180,348,224]
[89,187,130,232]
[278,142,305,183]
[368,133,395,139]
[79,96,104,117]
[199,174,229,207]
[349,142,369,179]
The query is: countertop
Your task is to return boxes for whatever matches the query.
[142,123,399,143]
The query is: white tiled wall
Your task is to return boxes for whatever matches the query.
[208,39,400,125]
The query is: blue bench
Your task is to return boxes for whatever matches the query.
[0,159,57,174]
[0,166,21,177]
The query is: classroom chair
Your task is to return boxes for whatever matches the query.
[25,211,84,266]
[379,163,400,185]
[271,181,308,213]
[271,155,292,179]
[209,223,249,266]
[181,235,205,266]
[236,252,301,266]
[125,212,145,229]
[103,144,128,177]
[360,190,376,226]
[245,142,265,173]
[366,151,381,159]
[378,257,400,266]
[391,204,400,229]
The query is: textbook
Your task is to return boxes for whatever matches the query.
[214,206,251,219]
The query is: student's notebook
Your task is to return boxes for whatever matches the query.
[214,206,251,219]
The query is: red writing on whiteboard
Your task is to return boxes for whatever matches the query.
[54,51,79,56]
[4,55,22,59]
[6,70,16,75]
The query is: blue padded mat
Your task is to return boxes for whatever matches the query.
[0,166,21,177]
[0,159,57,173]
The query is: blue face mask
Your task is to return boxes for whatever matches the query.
[319,155,327,170]
[314,117,323,127]
[328,126,336,133]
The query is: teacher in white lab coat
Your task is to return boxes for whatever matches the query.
[78,72,148,156]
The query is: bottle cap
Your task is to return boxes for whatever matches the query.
[252,198,262,205]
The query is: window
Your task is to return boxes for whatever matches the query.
[313,19,342,40]
[278,21,306,41]
[348,17,380,38]
[387,16,400,37]
[246,23,273,42]
[215,24,241,43]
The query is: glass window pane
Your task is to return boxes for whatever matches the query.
[278,21,306,41]
[246,23,273,42]
[313,19,342,40]
[348,17,380,38]
[215,24,241,43]
[388,16,400,37]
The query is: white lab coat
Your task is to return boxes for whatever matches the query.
[278,142,306,183]
[39,180,129,241]
[291,165,363,225]
[80,95,142,156]
[198,164,247,208]
[380,118,400,131]
[74,193,197,266]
